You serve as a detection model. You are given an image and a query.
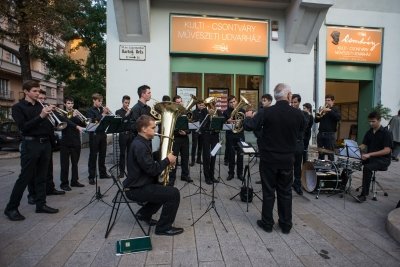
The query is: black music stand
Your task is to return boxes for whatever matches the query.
[230,142,262,211]
[191,117,228,232]
[75,116,122,215]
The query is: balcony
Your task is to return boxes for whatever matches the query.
[0,91,14,101]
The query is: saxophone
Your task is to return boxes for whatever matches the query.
[155,101,186,185]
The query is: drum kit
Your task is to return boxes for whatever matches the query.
[301,146,363,200]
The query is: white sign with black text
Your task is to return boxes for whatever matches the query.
[119,45,146,61]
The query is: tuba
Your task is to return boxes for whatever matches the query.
[155,102,186,185]
[230,95,251,133]
[185,94,199,122]
[204,96,217,117]
[150,98,162,122]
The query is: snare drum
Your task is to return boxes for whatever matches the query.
[336,157,362,171]
[301,160,340,193]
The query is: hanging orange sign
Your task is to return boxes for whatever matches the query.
[170,15,268,57]
[326,26,382,64]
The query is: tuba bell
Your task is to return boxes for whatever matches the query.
[150,98,162,122]
[230,95,251,133]
[204,96,217,117]
[185,94,199,122]
[155,102,186,185]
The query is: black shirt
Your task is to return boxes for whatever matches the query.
[223,107,245,137]
[116,108,132,132]
[12,99,53,137]
[362,126,393,160]
[192,108,207,122]
[124,134,170,188]
[244,100,304,168]
[304,113,314,143]
[87,106,106,134]
[61,112,86,146]
[315,106,341,132]
[129,101,151,135]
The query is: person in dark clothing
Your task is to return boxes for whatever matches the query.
[168,95,192,186]
[357,111,392,202]
[124,115,183,236]
[254,94,273,147]
[315,94,341,161]
[190,101,206,166]
[223,95,245,181]
[244,83,304,234]
[162,95,171,101]
[302,103,314,162]
[87,93,112,185]
[4,80,59,221]
[129,85,152,138]
[116,95,133,177]
[290,94,309,195]
[59,97,86,191]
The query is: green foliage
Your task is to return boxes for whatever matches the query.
[372,103,392,121]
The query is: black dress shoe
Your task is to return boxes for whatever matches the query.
[46,189,66,195]
[357,194,367,202]
[292,186,303,196]
[181,177,193,182]
[257,220,272,233]
[279,223,291,234]
[4,209,25,221]
[70,182,85,187]
[60,185,72,191]
[89,179,95,185]
[227,175,234,181]
[224,161,228,166]
[211,178,219,183]
[136,213,158,226]
[155,227,184,236]
[36,205,59,214]
[237,175,244,181]
[189,162,195,167]
[255,180,262,184]
[196,159,202,164]
[28,195,36,205]
[118,173,125,178]
[205,179,213,185]
[100,174,111,179]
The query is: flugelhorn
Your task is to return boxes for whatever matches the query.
[316,104,329,119]
[185,94,199,122]
[38,101,67,130]
[230,95,251,133]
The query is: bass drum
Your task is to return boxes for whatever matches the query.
[301,160,340,193]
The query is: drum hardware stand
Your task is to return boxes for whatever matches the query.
[230,144,262,212]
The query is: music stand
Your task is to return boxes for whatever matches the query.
[230,142,262,211]
[191,116,228,232]
[75,116,122,215]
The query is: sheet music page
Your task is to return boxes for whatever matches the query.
[211,143,222,156]
[242,147,255,153]
[85,122,99,132]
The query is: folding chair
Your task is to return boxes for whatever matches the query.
[105,164,150,238]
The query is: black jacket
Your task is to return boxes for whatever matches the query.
[128,101,151,135]
[315,106,341,132]
[61,113,86,146]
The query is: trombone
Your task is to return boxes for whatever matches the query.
[38,101,67,130]
[54,107,91,125]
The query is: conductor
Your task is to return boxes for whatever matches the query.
[123,115,184,236]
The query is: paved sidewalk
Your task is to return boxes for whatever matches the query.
[0,146,399,267]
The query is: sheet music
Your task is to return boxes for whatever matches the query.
[242,147,256,154]
[338,139,362,159]
[211,142,222,156]
[223,124,233,131]
[188,121,200,130]
[85,122,99,132]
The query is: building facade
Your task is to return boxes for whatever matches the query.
[107,0,400,142]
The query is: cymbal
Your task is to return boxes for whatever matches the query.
[316,147,335,154]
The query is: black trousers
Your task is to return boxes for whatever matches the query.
[88,133,107,179]
[361,157,390,196]
[202,132,219,180]
[191,131,202,162]
[259,160,293,230]
[293,141,304,189]
[226,134,244,177]
[317,132,335,161]
[125,184,180,232]
[303,136,311,162]
[60,144,81,186]
[118,132,133,173]
[169,136,190,183]
[28,153,56,197]
[6,140,51,210]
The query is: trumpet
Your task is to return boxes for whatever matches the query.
[101,105,114,116]
[38,101,67,130]
[316,104,329,119]
[54,107,91,125]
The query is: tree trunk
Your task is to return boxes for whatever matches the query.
[19,42,32,82]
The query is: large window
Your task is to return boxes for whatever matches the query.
[0,79,9,98]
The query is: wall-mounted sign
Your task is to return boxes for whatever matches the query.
[208,88,229,111]
[170,15,268,57]
[119,45,146,61]
[326,26,382,64]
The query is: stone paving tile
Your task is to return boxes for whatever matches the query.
[64,252,97,267]
[8,255,42,267]
[172,247,198,266]
[35,240,80,267]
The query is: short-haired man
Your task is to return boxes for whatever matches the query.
[261,94,273,108]
[116,95,133,177]
[5,80,59,221]
[130,85,152,138]
[315,94,341,161]
[124,115,183,236]
[244,83,304,234]
[357,111,392,202]
[87,93,111,184]
[190,101,206,166]
[59,96,86,191]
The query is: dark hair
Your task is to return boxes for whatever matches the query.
[136,114,155,132]
[92,93,103,101]
[303,103,312,111]
[64,96,74,103]
[261,94,272,102]
[22,80,40,91]
[162,95,171,101]
[228,95,236,103]
[292,94,301,103]
[325,94,335,101]
[122,95,130,102]
[137,85,150,98]
[39,89,46,95]
[368,111,381,120]
[173,95,181,102]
